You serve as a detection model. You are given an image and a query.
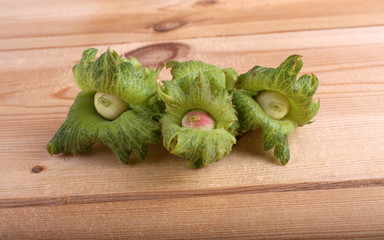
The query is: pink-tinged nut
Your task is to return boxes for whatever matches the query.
[181,110,216,131]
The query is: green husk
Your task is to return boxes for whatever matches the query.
[47,48,162,163]
[233,55,320,165]
[158,60,239,168]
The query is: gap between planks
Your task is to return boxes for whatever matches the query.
[1,178,383,209]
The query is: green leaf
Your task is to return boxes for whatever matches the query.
[233,55,320,165]
[223,68,239,91]
[159,60,238,168]
[73,48,160,107]
[47,91,161,163]
[166,60,238,95]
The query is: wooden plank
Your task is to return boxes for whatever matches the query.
[1,1,384,238]
[0,26,383,200]
[1,0,384,50]
[1,187,384,239]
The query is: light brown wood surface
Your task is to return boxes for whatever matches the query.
[1,0,384,239]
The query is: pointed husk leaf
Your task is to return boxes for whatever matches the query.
[73,48,159,107]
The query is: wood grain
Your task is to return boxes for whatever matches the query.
[1,0,384,238]
[1,178,383,209]
[1,0,384,50]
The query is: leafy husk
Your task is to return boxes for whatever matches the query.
[233,55,320,165]
[47,48,162,163]
[158,60,239,168]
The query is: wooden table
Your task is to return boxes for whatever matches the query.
[1,0,384,239]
